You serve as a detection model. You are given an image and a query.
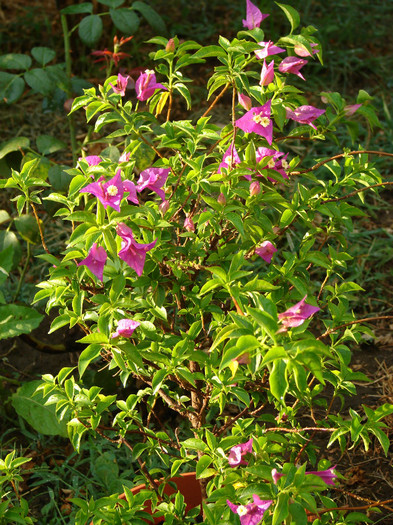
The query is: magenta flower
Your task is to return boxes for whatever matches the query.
[218,146,241,173]
[136,167,170,201]
[80,169,124,212]
[235,101,273,144]
[135,69,167,101]
[344,104,361,117]
[255,241,277,263]
[78,243,107,281]
[278,295,320,329]
[294,42,319,57]
[109,73,130,96]
[272,466,337,486]
[112,319,140,338]
[227,495,273,525]
[242,0,269,30]
[228,438,253,467]
[255,40,285,60]
[279,56,308,81]
[238,93,252,111]
[79,155,102,167]
[116,223,157,276]
[255,147,289,181]
[260,59,275,86]
[123,180,139,205]
[285,105,326,130]
[184,216,195,232]
[306,466,337,485]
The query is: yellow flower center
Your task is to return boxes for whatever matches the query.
[106,185,118,196]
[267,159,275,168]
[252,114,270,127]
[282,159,289,170]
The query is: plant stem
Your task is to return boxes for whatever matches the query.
[13,241,31,302]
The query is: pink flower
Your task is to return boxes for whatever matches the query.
[217,193,226,205]
[255,241,277,263]
[116,223,157,276]
[278,295,320,329]
[228,438,253,467]
[123,180,139,205]
[294,42,319,57]
[78,243,107,281]
[242,0,269,30]
[255,40,285,60]
[80,169,124,212]
[227,495,273,525]
[344,104,361,116]
[272,466,337,486]
[306,466,337,485]
[159,200,170,214]
[260,59,275,86]
[109,73,130,96]
[218,146,241,173]
[184,216,195,232]
[238,93,252,111]
[136,167,170,201]
[279,56,308,81]
[135,69,167,101]
[255,147,289,181]
[235,101,273,144]
[285,105,326,130]
[112,319,140,338]
[165,38,176,52]
[79,155,102,167]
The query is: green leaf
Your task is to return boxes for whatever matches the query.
[78,15,103,46]
[152,368,168,394]
[14,214,41,244]
[196,455,213,478]
[60,3,93,14]
[48,164,73,192]
[109,8,140,35]
[262,346,287,365]
[11,380,68,437]
[193,45,227,59]
[0,72,25,104]
[0,53,32,70]
[272,491,289,525]
[0,305,43,339]
[270,359,288,401]
[0,137,30,159]
[24,68,54,96]
[182,438,207,452]
[276,3,300,33]
[97,0,125,6]
[79,344,102,377]
[31,47,56,66]
[36,135,67,155]
[132,2,167,35]
[77,332,109,344]
[0,230,22,269]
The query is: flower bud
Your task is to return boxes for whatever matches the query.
[217,192,226,205]
[184,216,195,232]
[166,38,176,52]
[238,93,252,111]
[159,200,170,214]
[250,181,261,196]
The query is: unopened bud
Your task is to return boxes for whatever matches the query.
[159,200,170,214]
[250,181,261,196]
[184,216,195,232]
[217,192,226,205]
[238,92,252,111]
[166,38,176,52]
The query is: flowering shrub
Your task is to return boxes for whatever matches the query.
[17,1,393,523]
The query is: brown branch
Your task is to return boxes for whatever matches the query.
[322,181,393,203]
[292,150,393,176]
[201,82,230,118]
[317,315,393,340]
[30,202,50,254]
[262,426,335,434]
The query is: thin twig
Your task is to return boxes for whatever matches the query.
[201,82,230,118]
[30,202,50,254]
[317,316,393,340]
[323,181,393,203]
